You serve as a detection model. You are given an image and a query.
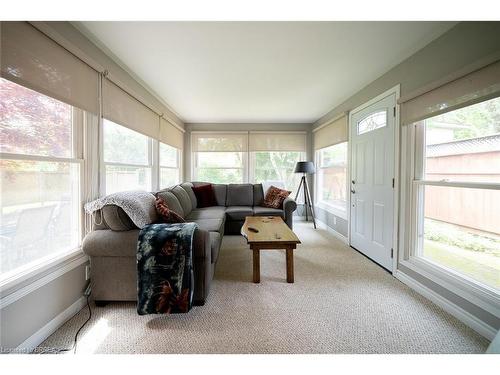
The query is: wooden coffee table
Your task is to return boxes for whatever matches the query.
[241,216,301,283]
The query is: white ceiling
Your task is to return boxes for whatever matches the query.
[77,22,455,124]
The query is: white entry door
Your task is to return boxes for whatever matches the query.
[350,92,396,271]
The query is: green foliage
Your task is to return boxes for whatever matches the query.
[426,96,500,140]
[424,218,500,255]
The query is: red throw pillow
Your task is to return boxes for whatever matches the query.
[155,197,185,223]
[262,186,291,209]
[192,184,217,208]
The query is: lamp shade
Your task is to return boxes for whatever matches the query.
[294,161,315,174]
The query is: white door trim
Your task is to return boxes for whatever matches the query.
[348,85,401,273]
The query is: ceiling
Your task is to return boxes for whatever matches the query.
[77,22,455,124]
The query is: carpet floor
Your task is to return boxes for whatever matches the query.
[38,221,489,354]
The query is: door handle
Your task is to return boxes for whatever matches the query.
[352,180,355,184]
[351,189,355,194]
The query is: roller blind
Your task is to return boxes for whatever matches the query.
[191,132,248,152]
[1,21,99,114]
[249,132,306,152]
[400,60,500,125]
[160,117,184,149]
[102,78,159,139]
[313,115,348,150]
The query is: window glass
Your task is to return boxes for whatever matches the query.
[103,119,149,165]
[0,78,81,277]
[252,151,304,196]
[196,168,243,184]
[357,110,387,135]
[0,77,73,158]
[159,143,178,167]
[420,185,500,290]
[423,96,500,184]
[197,152,243,168]
[105,165,151,194]
[316,142,348,214]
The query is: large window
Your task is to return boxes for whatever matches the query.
[315,142,348,217]
[0,78,82,278]
[192,133,247,184]
[159,142,181,188]
[412,96,500,291]
[102,119,152,194]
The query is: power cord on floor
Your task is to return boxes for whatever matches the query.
[37,285,93,354]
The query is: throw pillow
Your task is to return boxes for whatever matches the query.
[155,197,185,223]
[262,185,291,209]
[191,184,217,208]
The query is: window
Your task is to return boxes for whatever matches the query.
[0,78,82,278]
[251,151,305,196]
[412,96,500,291]
[102,119,152,194]
[192,133,247,184]
[315,142,348,217]
[159,142,181,188]
[357,110,387,135]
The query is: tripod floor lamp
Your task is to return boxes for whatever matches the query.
[294,161,316,229]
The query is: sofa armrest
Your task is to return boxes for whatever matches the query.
[283,196,297,229]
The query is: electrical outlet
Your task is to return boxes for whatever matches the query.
[85,265,91,280]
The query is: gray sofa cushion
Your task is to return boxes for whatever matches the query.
[209,232,221,264]
[101,205,137,231]
[83,229,140,257]
[156,190,185,217]
[171,185,193,216]
[180,182,197,208]
[226,184,253,206]
[187,218,225,233]
[225,206,253,221]
[253,206,285,217]
[186,207,226,220]
[253,184,265,206]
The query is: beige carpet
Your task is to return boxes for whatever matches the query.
[38,221,489,354]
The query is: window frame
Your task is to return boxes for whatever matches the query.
[399,119,500,317]
[0,104,86,290]
[159,142,182,189]
[314,142,349,219]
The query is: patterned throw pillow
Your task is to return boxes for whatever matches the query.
[155,197,185,223]
[262,185,291,209]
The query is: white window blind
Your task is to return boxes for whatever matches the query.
[313,115,348,150]
[160,117,184,150]
[249,132,306,152]
[191,132,248,152]
[400,60,500,125]
[102,78,160,140]
[0,21,99,115]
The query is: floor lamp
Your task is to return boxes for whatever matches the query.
[294,161,317,229]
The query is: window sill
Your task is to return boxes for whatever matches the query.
[315,202,347,220]
[400,257,500,318]
[0,248,88,302]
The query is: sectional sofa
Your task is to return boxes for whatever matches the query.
[82,182,297,305]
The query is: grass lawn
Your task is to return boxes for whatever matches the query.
[424,240,500,290]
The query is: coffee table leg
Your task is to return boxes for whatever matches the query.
[286,247,294,283]
[253,248,260,283]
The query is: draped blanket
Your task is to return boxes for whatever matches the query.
[137,223,198,315]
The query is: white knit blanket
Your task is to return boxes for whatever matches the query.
[84,191,158,228]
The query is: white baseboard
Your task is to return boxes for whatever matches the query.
[315,218,348,244]
[16,296,87,353]
[394,270,496,341]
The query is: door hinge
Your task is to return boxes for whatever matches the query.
[391,248,394,258]
[393,107,396,117]
[392,178,395,188]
